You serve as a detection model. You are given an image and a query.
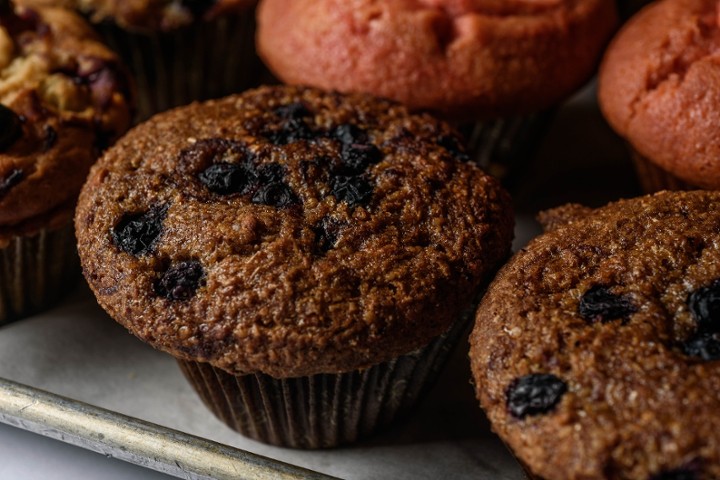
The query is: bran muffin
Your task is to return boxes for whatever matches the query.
[257,0,618,180]
[75,85,514,448]
[470,190,720,479]
[0,3,132,322]
[599,0,720,192]
[18,0,261,121]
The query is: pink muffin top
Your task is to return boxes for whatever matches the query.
[257,0,618,121]
[599,0,720,189]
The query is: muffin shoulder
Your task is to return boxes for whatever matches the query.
[471,190,720,480]
[77,86,514,378]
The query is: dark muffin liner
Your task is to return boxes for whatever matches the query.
[458,110,555,184]
[0,219,80,325]
[178,312,471,449]
[96,11,261,122]
[616,0,654,20]
[630,149,697,193]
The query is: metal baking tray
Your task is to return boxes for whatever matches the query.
[0,83,637,479]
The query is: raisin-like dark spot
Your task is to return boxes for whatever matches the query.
[649,468,698,480]
[111,205,167,256]
[264,118,316,145]
[313,217,343,254]
[437,135,470,162]
[180,0,217,16]
[0,169,23,198]
[330,175,373,207]
[688,280,720,333]
[43,125,57,151]
[506,373,567,419]
[257,163,286,184]
[251,182,298,208]
[154,260,205,301]
[0,104,22,151]
[199,163,256,195]
[340,143,383,174]
[334,124,369,145]
[682,333,720,361]
[578,285,637,324]
[274,102,311,120]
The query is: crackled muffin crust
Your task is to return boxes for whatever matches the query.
[599,0,720,189]
[257,0,618,120]
[471,191,720,480]
[76,85,514,378]
[0,4,131,234]
[16,0,256,31]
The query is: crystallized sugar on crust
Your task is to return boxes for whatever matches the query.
[76,86,514,378]
[257,0,617,120]
[0,5,132,231]
[471,190,720,480]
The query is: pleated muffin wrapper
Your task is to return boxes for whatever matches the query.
[178,310,472,449]
[457,110,555,186]
[0,209,80,325]
[95,11,262,122]
[630,148,698,193]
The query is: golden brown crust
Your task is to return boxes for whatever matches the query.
[76,85,514,378]
[0,5,132,231]
[257,0,618,121]
[599,0,720,189]
[470,190,720,480]
[16,0,257,31]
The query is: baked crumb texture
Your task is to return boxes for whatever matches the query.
[0,4,131,232]
[471,190,720,480]
[76,85,514,378]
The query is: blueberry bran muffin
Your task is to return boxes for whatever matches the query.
[470,190,720,479]
[599,0,720,192]
[76,85,514,447]
[0,3,131,322]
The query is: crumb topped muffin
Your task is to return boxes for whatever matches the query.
[471,190,720,479]
[0,3,132,321]
[76,85,514,446]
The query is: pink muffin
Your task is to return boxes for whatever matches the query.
[257,0,618,179]
[599,0,720,191]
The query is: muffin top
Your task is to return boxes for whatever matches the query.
[470,190,720,480]
[76,85,514,378]
[14,0,256,31]
[257,0,618,121]
[0,4,132,238]
[599,0,720,189]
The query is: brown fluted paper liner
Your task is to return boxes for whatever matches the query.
[0,220,80,324]
[96,12,262,122]
[630,149,697,193]
[178,313,470,449]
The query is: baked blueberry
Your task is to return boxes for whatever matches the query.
[688,280,720,333]
[199,163,256,195]
[506,373,567,419]
[155,260,205,301]
[330,175,373,207]
[0,104,22,151]
[578,285,637,324]
[111,205,167,256]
